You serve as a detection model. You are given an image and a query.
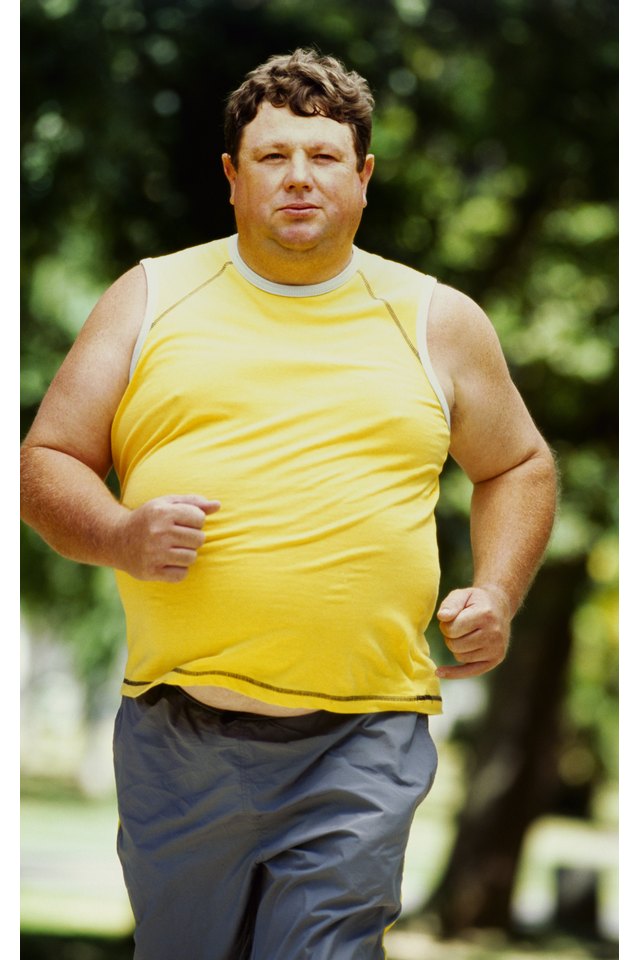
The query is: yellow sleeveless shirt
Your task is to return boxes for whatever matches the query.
[111,236,451,713]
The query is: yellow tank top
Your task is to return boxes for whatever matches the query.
[111,236,451,713]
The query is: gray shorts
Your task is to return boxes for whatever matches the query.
[113,685,438,960]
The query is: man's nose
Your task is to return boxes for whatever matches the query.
[284,154,312,190]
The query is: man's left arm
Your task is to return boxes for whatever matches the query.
[428,285,558,680]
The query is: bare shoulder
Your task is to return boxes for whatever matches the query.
[22,264,148,476]
[74,264,148,349]
[428,282,504,376]
[428,282,548,483]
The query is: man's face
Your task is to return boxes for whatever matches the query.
[222,102,374,279]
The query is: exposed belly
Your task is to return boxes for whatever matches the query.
[180,684,317,716]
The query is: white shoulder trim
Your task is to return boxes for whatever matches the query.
[129,258,158,381]
[416,277,451,430]
[228,235,359,297]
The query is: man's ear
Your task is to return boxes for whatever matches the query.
[221,154,237,205]
[360,154,375,207]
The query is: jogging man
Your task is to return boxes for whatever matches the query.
[21,48,557,960]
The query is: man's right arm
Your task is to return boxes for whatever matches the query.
[20,266,219,583]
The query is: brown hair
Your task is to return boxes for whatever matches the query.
[224,48,375,171]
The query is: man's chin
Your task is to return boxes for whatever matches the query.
[272,227,323,253]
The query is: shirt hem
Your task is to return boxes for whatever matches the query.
[121,669,443,715]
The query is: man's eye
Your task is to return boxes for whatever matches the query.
[262,153,284,161]
[314,154,337,162]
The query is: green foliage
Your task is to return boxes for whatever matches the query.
[22,0,617,778]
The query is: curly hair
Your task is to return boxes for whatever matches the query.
[224,48,375,171]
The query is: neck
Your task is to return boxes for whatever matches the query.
[235,236,354,286]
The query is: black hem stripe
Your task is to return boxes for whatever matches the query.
[122,668,442,703]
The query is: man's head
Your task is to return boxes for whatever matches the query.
[224,48,374,173]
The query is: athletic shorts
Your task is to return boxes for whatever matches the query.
[113,684,438,960]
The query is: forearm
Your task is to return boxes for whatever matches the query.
[20,445,128,569]
[469,447,558,617]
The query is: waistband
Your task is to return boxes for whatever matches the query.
[139,683,368,742]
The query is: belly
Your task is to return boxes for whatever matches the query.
[180,684,317,716]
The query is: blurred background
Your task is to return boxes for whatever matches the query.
[21,0,618,957]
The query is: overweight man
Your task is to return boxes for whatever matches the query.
[21,48,557,960]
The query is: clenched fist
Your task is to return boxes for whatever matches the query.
[116,494,221,582]
[435,585,512,679]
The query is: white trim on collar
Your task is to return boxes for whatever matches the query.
[227,234,360,298]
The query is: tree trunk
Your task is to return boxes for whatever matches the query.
[426,559,585,935]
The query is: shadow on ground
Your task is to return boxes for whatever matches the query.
[21,928,620,960]
[21,934,135,960]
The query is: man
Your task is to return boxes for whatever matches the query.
[21,48,557,959]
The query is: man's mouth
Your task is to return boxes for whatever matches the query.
[279,203,318,213]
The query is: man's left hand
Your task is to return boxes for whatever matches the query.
[435,586,512,679]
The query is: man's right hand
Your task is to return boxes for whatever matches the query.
[117,494,221,582]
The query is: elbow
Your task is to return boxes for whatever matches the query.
[527,440,560,512]
[535,439,559,483]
